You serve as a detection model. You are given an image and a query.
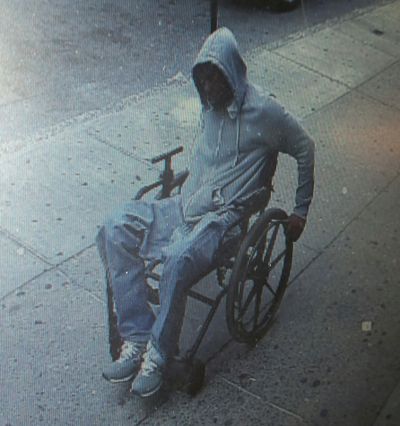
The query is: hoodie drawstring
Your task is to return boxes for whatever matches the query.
[216,112,241,164]
[233,114,241,166]
[216,118,225,156]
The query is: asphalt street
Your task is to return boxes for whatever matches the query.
[0,1,399,425]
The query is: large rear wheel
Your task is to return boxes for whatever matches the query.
[226,208,293,344]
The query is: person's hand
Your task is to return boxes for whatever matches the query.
[285,214,306,242]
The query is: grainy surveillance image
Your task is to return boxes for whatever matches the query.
[1,1,399,425]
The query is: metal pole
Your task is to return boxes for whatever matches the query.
[210,0,218,33]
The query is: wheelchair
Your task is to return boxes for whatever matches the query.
[106,146,293,395]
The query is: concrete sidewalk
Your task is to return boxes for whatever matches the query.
[1,1,399,425]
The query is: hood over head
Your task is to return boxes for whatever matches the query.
[192,27,247,117]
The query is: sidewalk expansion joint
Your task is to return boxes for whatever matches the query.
[87,131,159,169]
[50,243,106,305]
[353,58,400,87]
[300,58,399,121]
[0,238,104,304]
[218,376,306,422]
[0,225,52,266]
[0,266,55,302]
[355,88,400,114]
[300,242,321,254]
[53,243,97,269]
[56,266,106,306]
[352,59,400,112]
[272,50,351,90]
[288,250,323,286]
[371,379,400,426]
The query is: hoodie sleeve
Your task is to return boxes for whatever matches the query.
[276,110,315,219]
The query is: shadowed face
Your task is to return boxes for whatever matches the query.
[193,62,234,110]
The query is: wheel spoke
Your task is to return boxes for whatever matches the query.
[237,283,257,321]
[248,236,265,272]
[238,243,261,312]
[269,249,286,272]
[255,235,267,264]
[264,281,276,296]
[264,223,280,265]
[260,309,273,326]
[237,272,245,313]
[259,299,274,319]
[237,252,252,311]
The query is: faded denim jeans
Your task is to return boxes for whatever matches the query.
[96,195,240,361]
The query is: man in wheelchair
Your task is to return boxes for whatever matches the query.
[97,27,315,398]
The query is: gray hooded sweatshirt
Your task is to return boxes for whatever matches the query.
[181,27,315,222]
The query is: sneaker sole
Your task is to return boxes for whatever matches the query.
[102,371,136,383]
[131,381,163,398]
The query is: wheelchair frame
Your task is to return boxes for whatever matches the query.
[106,146,293,394]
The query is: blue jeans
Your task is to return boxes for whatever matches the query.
[96,195,239,361]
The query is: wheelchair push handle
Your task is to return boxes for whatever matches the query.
[150,146,184,165]
[151,146,184,199]
[135,146,188,200]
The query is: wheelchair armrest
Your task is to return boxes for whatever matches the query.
[232,187,271,216]
[216,187,273,256]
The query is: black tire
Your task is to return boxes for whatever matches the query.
[106,274,123,361]
[165,358,205,396]
[268,0,300,13]
[226,208,293,344]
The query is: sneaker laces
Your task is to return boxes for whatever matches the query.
[140,349,160,377]
[117,341,142,363]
